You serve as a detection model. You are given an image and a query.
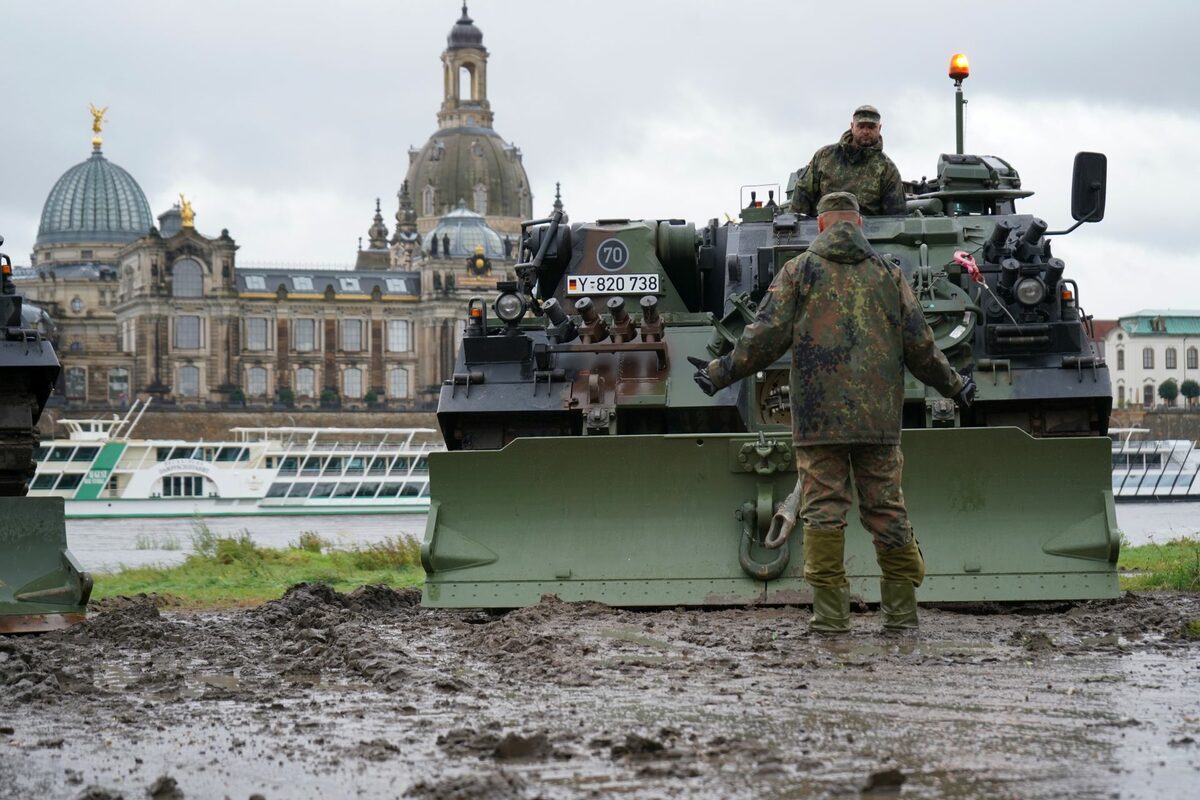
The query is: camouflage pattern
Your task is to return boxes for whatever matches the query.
[795,444,913,551]
[789,131,906,217]
[707,219,964,445]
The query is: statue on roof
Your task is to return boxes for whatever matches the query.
[89,103,108,147]
[179,194,195,228]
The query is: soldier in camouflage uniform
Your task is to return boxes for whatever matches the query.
[788,106,906,217]
[690,192,975,632]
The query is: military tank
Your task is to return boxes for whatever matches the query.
[421,60,1118,608]
[0,234,92,632]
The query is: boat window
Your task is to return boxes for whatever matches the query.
[34,447,49,462]
[301,457,324,476]
[390,457,410,474]
[30,474,57,490]
[1136,473,1160,490]
[333,483,358,498]
[264,456,277,469]
[368,458,389,475]
[163,475,205,497]
[401,484,423,497]
[1175,472,1197,489]
[288,482,314,498]
[356,482,381,498]
[47,448,74,462]
[72,446,99,462]
[266,483,290,498]
[412,457,429,474]
[323,456,343,475]
[201,448,216,462]
[279,457,299,475]
[1111,474,1126,489]
[310,483,336,498]
[379,483,404,497]
[344,457,365,476]
[216,447,242,462]
[238,448,251,462]
[55,473,83,491]
[168,446,196,460]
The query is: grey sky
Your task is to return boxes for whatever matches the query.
[2,0,1198,318]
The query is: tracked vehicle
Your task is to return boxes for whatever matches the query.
[421,59,1118,608]
[0,234,92,632]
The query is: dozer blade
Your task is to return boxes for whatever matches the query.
[0,497,92,633]
[421,428,1119,608]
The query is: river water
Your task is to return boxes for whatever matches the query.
[64,502,1199,573]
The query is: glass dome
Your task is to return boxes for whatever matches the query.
[37,148,153,246]
[427,201,507,259]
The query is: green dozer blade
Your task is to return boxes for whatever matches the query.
[0,497,92,633]
[421,428,1119,608]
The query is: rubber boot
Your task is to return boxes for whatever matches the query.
[879,579,918,630]
[804,528,850,633]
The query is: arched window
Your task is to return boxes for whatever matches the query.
[172,258,203,298]
[388,367,409,399]
[422,185,436,217]
[295,367,316,398]
[1116,384,1125,408]
[1116,349,1124,371]
[1142,348,1154,370]
[178,365,200,397]
[343,368,363,399]
[459,64,474,101]
[1143,384,1155,409]
[1189,347,1198,370]
[1166,348,1178,370]
[247,367,268,397]
[65,367,86,400]
[473,184,487,216]
[108,368,129,405]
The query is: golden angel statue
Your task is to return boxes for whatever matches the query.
[179,194,195,228]
[88,104,108,135]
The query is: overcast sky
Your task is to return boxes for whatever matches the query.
[2,0,1198,319]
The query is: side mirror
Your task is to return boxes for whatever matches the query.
[1071,151,1107,222]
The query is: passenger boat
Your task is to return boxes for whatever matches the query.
[28,400,440,518]
[1110,427,1200,501]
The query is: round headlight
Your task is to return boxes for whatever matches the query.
[494,292,526,323]
[1015,277,1045,306]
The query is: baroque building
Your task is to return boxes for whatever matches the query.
[17,5,531,412]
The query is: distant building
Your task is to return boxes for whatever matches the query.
[1104,311,1200,409]
[17,4,538,411]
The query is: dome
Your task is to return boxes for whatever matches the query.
[406,128,531,224]
[428,201,507,259]
[36,148,153,246]
[447,4,484,50]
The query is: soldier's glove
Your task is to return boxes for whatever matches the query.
[687,356,719,397]
[954,369,976,411]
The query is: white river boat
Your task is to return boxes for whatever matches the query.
[1110,427,1200,501]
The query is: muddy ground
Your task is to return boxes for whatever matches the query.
[2,588,1199,800]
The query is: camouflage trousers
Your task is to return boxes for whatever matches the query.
[794,443,914,552]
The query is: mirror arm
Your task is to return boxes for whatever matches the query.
[1046,194,1101,237]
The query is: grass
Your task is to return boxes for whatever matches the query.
[92,525,424,608]
[1118,537,1200,592]
[133,532,181,551]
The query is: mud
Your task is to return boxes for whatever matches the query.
[2,585,1199,799]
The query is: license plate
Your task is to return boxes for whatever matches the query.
[566,273,660,296]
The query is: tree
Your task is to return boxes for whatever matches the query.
[276,387,295,407]
[1181,379,1200,408]
[1158,379,1179,406]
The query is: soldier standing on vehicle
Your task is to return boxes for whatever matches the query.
[788,106,906,217]
[689,192,975,632]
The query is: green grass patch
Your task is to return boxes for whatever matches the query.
[92,529,425,608]
[1118,537,1200,592]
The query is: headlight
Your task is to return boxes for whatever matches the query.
[1015,277,1045,306]
[494,292,526,323]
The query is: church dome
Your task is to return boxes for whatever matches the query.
[406,128,531,225]
[447,4,484,50]
[36,147,153,246]
[428,201,507,259]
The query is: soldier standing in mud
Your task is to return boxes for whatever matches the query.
[789,106,906,217]
[689,192,975,633]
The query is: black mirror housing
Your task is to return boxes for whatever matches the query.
[1071,152,1107,222]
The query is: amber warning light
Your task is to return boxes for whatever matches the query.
[949,53,970,81]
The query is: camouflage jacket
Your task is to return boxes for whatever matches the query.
[789,131,906,217]
[708,221,964,445]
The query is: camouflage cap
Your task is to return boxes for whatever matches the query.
[816,192,860,215]
[852,104,881,124]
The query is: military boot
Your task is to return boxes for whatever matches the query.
[875,538,925,630]
[804,528,850,633]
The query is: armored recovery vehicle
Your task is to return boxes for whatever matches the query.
[422,63,1117,608]
[0,234,92,632]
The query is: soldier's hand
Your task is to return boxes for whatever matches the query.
[955,369,976,410]
[688,356,719,397]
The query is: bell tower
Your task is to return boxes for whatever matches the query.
[437,4,493,130]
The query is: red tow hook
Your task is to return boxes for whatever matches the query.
[954,250,983,284]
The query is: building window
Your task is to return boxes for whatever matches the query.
[1143,348,1154,370]
[108,368,129,405]
[65,367,86,400]
[293,276,314,292]
[175,316,201,349]
[1143,385,1155,409]
[246,318,269,351]
[70,296,84,313]
[293,318,316,352]
[295,367,316,398]
[473,184,487,216]
[387,319,410,352]
[388,367,409,399]
[343,367,363,399]
[178,365,200,397]
[339,277,360,293]
[247,367,268,397]
[80,249,93,259]
[172,258,203,298]
[1189,347,1198,370]
[385,278,408,294]
[1116,349,1124,371]
[423,185,435,216]
[341,319,363,352]
[244,275,266,290]
[1166,348,1178,370]
[1117,384,1125,407]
